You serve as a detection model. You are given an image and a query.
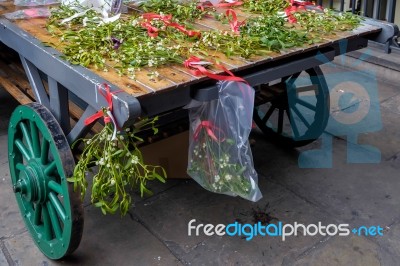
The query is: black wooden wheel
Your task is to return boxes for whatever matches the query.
[253,66,330,147]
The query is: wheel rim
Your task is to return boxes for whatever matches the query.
[8,103,83,259]
[254,67,330,147]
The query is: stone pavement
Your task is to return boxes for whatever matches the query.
[0,44,400,265]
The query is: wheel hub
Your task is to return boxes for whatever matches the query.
[13,160,47,204]
[268,82,290,109]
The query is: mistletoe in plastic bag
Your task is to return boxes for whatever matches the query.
[187,80,262,201]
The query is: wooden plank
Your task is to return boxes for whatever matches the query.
[0,76,33,105]
[0,50,104,134]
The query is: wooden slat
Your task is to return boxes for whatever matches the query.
[0,76,33,105]
[0,49,104,134]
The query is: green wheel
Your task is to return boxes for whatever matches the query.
[8,103,84,259]
[253,67,330,147]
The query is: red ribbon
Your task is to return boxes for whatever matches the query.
[140,21,159,37]
[184,56,247,83]
[84,84,114,126]
[284,5,305,23]
[168,22,202,37]
[197,0,243,11]
[216,0,243,7]
[142,13,172,23]
[194,121,225,142]
[226,9,245,34]
[285,0,323,23]
[140,13,201,38]
[290,0,315,6]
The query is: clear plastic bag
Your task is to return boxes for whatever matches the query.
[4,7,51,19]
[187,81,262,201]
[14,0,59,6]
[61,0,122,19]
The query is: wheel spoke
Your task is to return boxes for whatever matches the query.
[48,180,63,195]
[41,204,53,240]
[16,163,25,172]
[261,105,275,124]
[277,109,284,134]
[41,139,49,165]
[44,161,57,176]
[296,84,318,93]
[34,203,42,226]
[19,122,34,157]
[287,72,301,87]
[30,121,41,158]
[46,202,62,239]
[291,106,311,128]
[15,139,32,161]
[286,110,300,138]
[49,192,67,221]
[296,98,317,111]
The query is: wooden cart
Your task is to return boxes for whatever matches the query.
[0,0,398,259]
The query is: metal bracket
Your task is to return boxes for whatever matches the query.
[363,18,400,54]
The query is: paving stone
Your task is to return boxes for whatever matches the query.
[291,235,387,266]
[251,131,400,228]
[0,245,8,266]
[374,222,400,264]
[3,205,180,266]
[0,140,27,238]
[356,104,400,160]
[133,178,335,265]
[321,105,400,161]
[320,61,400,160]
[3,231,55,266]
[72,205,180,266]
[381,94,400,115]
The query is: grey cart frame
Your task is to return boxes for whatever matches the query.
[0,17,397,145]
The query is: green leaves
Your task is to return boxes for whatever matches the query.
[46,2,361,76]
[70,117,167,216]
[243,0,289,14]
[139,0,209,22]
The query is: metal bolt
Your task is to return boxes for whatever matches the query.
[13,184,21,193]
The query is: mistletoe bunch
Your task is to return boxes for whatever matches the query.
[47,0,362,77]
[70,116,166,215]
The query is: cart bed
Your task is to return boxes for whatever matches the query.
[0,1,382,98]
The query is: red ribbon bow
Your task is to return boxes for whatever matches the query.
[194,121,225,142]
[285,0,323,23]
[142,13,173,22]
[226,9,245,34]
[140,13,201,38]
[184,56,247,83]
[140,21,159,37]
[197,0,243,11]
[84,84,115,126]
